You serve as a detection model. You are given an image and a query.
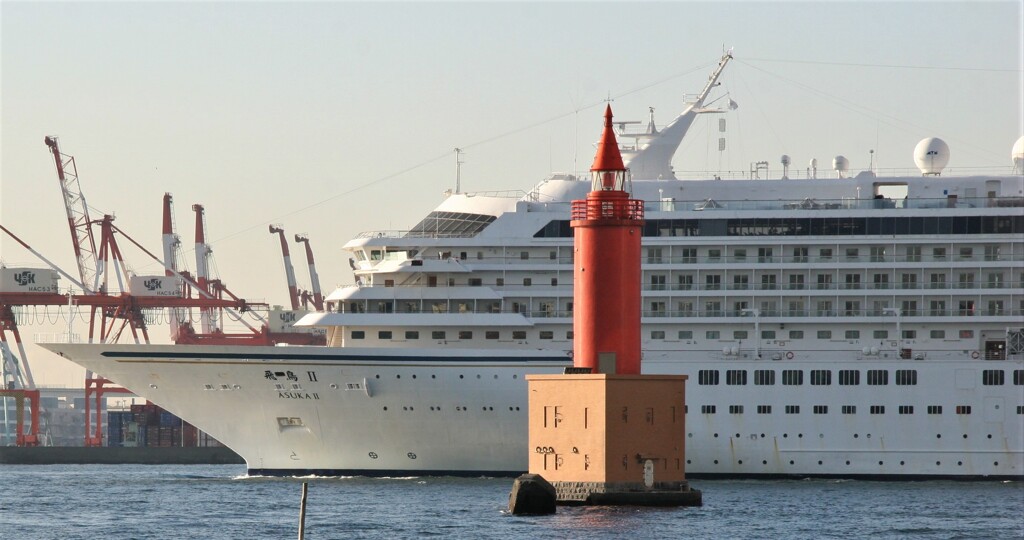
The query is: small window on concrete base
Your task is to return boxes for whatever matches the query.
[598,352,617,374]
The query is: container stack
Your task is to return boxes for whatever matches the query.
[106,402,222,448]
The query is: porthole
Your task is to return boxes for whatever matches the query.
[329,383,338,389]
[760,433,765,438]
[762,460,768,465]
[958,461,963,466]
[987,434,992,439]
[383,407,388,411]
[900,461,905,466]
[738,460,743,465]
[798,434,803,438]
[854,434,859,438]
[783,433,789,438]
[375,374,380,379]
[688,433,693,438]
[936,461,941,466]
[994,461,999,466]
[686,459,692,464]
[845,461,851,465]
[493,375,498,379]
[819,434,824,439]
[396,374,401,379]
[431,375,436,379]
[735,433,740,438]
[713,460,719,464]
[459,375,464,379]
[818,461,823,465]
[963,434,968,439]
[789,460,795,465]
[866,434,871,439]
[513,374,518,379]
[937,434,942,438]
[713,433,719,438]
[476,374,481,379]
[878,461,883,465]
[412,374,417,379]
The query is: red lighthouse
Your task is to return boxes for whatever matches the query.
[570,105,645,375]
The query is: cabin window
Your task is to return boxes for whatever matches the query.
[432,331,446,340]
[896,370,918,385]
[785,405,800,414]
[956,405,972,415]
[867,370,888,385]
[698,370,719,385]
[841,405,856,415]
[930,330,945,339]
[757,405,772,414]
[378,331,392,340]
[870,405,885,415]
[982,370,1004,386]
[351,331,365,340]
[701,405,716,414]
[678,330,693,340]
[873,330,889,339]
[512,331,527,340]
[782,370,803,385]
[817,330,832,340]
[458,331,473,340]
[729,405,744,414]
[839,370,860,385]
[733,330,748,340]
[726,370,747,385]
[706,330,720,340]
[405,331,420,340]
[539,331,553,340]
[927,405,942,414]
[813,405,828,414]
[754,370,775,385]
[810,370,831,385]
[650,330,666,340]
[485,331,499,340]
[898,406,914,415]
[761,330,776,340]
[789,330,804,339]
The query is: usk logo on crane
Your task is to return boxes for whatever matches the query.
[14,271,36,286]
[143,278,163,291]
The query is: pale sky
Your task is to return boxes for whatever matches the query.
[2,1,1022,386]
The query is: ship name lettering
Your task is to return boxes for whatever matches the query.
[278,391,320,400]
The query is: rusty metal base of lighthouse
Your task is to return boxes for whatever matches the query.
[526,373,702,507]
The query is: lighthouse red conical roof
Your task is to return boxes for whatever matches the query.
[590,104,626,172]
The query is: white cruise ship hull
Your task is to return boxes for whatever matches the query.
[44,342,1023,479]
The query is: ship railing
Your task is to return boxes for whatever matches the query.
[646,253,1024,265]
[642,195,1023,212]
[670,166,1021,181]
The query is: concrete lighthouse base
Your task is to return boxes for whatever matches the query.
[525,373,702,507]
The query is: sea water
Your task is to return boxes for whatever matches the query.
[0,465,1021,539]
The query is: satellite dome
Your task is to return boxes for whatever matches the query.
[832,155,849,177]
[1013,136,1024,173]
[913,137,950,175]
[781,155,791,166]
[809,158,818,168]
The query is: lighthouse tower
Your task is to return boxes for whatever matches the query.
[571,104,644,374]
[520,106,700,507]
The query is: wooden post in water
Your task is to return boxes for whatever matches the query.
[298,482,308,540]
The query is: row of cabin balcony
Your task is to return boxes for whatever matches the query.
[335,298,1020,319]
[354,244,1019,267]
[363,273,1023,291]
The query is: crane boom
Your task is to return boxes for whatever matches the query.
[270,225,300,310]
[44,136,99,293]
[295,233,324,311]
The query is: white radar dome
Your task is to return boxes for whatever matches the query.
[832,156,849,177]
[809,158,818,168]
[781,155,791,166]
[914,137,950,175]
[1013,136,1024,173]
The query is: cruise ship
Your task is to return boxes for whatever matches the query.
[45,52,1024,479]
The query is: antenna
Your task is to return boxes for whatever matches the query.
[454,148,464,194]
